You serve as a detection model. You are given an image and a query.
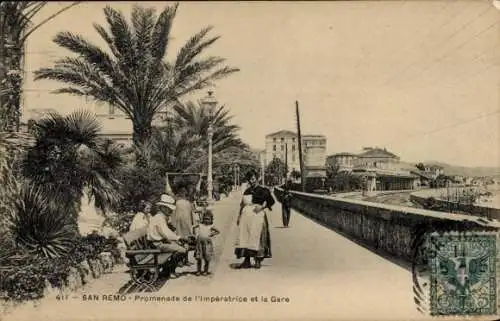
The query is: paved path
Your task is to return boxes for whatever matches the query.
[3,192,430,321]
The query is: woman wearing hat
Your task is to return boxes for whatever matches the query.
[147,194,188,277]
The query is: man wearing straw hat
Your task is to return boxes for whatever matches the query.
[148,194,188,277]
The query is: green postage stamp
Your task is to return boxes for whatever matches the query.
[428,232,497,316]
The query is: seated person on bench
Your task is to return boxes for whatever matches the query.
[148,194,188,276]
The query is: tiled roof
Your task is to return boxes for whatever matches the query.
[303,134,326,138]
[410,170,434,180]
[328,152,358,157]
[358,148,399,159]
[266,130,296,137]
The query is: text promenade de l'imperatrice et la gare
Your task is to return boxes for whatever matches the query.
[76,294,291,303]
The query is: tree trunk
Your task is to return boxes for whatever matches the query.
[0,37,23,132]
[132,120,153,168]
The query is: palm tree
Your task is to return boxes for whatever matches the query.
[0,1,81,131]
[172,100,246,154]
[33,4,239,149]
[150,125,205,174]
[21,110,124,222]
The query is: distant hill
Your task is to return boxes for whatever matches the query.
[416,161,500,177]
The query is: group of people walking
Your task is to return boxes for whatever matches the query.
[127,171,294,276]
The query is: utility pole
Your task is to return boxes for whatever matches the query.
[296,101,305,192]
[285,143,288,182]
[261,154,265,186]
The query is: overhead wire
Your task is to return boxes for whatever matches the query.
[382,4,491,86]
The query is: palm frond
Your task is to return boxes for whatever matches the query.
[131,5,155,63]
[175,27,214,68]
[151,3,178,59]
[93,22,121,59]
[103,6,135,68]
[53,31,116,77]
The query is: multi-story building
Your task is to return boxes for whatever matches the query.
[328,147,420,193]
[302,134,327,177]
[264,130,300,171]
[326,152,358,172]
[354,147,400,169]
[93,100,172,147]
[420,164,444,179]
[263,130,327,177]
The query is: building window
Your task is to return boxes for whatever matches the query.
[281,145,284,151]
[273,145,276,151]
[292,154,296,162]
[281,137,284,142]
[292,138,296,142]
[273,138,276,142]
[292,145,296,151]
[108,104,115,115]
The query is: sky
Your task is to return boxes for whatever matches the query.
[23,1,500,167]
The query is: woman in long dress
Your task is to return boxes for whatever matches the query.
[235,170,275,269]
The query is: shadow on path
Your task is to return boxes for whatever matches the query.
[290,208,413,272]
[117,271,201,294]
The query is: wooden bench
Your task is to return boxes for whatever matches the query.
[122,227,176,292]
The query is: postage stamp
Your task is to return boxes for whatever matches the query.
[427,231,497,316]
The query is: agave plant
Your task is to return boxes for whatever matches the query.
[21,110,124,221]
[8,183,78,258]
[0,132,35,252]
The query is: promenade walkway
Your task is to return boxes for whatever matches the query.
[3,192,429,321]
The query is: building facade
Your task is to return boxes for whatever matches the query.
[328,147,420,193]
[326,152,358,172]
[264,130,301,171]
[263,130,327,177]
[420,164,444,179]
[354,147,400,169]
[302,134,327,177]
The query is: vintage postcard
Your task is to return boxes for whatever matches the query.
[1,1,500,321]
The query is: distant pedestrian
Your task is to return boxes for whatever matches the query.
[282,180,293,227]
[193,209,220,276]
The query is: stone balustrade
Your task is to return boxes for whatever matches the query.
[274,188,500,265]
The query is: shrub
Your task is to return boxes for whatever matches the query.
[113,166,164,214]
[8,184,78,259]
[103,212,135,235]
[0,233,121,302]
[2,262,47,301]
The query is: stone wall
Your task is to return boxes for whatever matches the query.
[274,188,499,265]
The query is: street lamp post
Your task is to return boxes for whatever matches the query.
[201,90,218,203]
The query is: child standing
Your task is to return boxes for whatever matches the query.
[193,209,220,276]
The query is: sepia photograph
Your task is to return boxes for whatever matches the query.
[1,1,500,320]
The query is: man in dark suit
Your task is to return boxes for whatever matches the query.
[282,180,293,227]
